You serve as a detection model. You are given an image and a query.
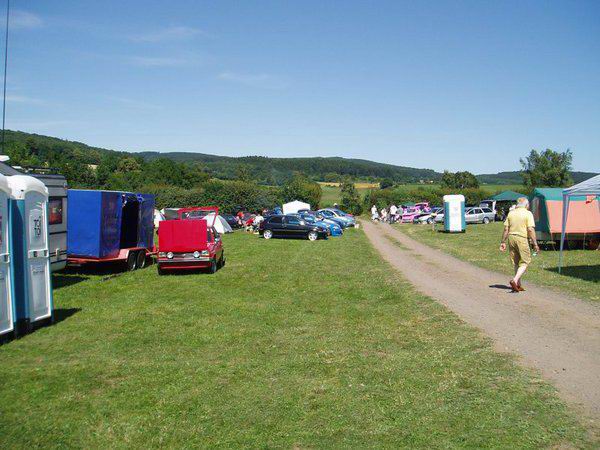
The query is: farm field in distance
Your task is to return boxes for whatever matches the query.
[0,230,595,447]
[398,221,600,302]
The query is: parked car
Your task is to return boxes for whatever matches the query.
[259,214,329,241]
[414,207,443,224]
[318,209,354,228]
[157,208,225,274]
[465,207,495,224]
[296,213,343,236]
[325,208,356,226]
[222,213,241,229]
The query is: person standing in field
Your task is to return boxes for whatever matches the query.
[371,205,378,221]
[499,197,540,292]
[389,204,398,223]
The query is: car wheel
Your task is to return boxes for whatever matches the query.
[483,217,490,224]
[308,231,318,241]
[427,218,434,224]
[209,258,217,274]
[126,251,138,271]
[263,230,273,239]
[136,251,146,269]
[157,265,165,276]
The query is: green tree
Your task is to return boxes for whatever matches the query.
[379,178,394,189]
[117,157,142,173]
[281,173,322,208]
[440,171,479,189]
[340,178,363,215]
[520,149,573,188]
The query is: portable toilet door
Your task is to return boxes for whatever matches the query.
[443,194,466,233]
[8,175,53,331]
[0,173,15,337]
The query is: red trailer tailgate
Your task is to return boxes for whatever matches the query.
[159,219,208,253]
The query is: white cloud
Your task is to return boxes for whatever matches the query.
[6,94,45,105]
[129,55,198,67]
[130,26,204,43]
[11,10,43,30]
[218,71,289,90]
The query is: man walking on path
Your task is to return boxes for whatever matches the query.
[499,197,540,292]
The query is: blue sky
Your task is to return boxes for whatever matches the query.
[4,0,599,173]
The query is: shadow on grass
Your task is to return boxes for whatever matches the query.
[53,308,82,324]
[1,308,81,345]
[52,274,90,290]
[546,265,600,283]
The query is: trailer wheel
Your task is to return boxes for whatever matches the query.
[126,251,138,271]
[136,251,147,269]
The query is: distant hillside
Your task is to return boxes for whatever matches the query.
[2,129,596,188]
[477,171,598,185]
[137,151,441,184]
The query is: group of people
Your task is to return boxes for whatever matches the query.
[370,204,405,223]
[236,210,265,232]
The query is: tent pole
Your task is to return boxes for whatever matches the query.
[558,194,570,273]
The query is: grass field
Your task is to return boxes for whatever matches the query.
[0,230,595,447]
[398,222,599,302]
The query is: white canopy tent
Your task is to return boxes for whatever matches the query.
[282,200,310,215]
[559,174,600,272]
[202,213,234,234]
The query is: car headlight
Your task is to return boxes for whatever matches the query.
[193,251,200,258]
[201,250,210,256]
[158,252,166,257]
[166,252,174,259]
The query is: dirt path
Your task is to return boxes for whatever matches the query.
[361,220,600,419]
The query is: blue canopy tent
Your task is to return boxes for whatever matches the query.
[559,174,600,273]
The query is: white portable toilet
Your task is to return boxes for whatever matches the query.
[0,173,16,337]
[443,194,465,233]
[8,175,53,332]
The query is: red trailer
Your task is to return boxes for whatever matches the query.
[157,207,225,274]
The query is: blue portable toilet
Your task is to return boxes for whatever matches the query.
[0,173,16,337]
[8,175,53,333]
[443,194,466,233]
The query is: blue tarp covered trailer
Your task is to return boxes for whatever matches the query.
[67,190,155,270]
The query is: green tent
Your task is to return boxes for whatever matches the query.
[491,190,525,201]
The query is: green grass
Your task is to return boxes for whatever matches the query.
[320,185,371,206]
[398,222,599,302]
[0,230,596,447]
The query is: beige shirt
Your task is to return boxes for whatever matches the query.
[504,207,535,238]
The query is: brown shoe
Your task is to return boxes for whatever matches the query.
[509,280,519,292]
[517,283,525,292]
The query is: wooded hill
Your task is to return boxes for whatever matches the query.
[1,129,595,187]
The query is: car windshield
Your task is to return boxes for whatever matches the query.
[302,215,316,223]
[320,210,333,217]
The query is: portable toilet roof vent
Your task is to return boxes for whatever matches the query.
[7,175,48,199]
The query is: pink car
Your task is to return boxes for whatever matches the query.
[401,202,431,222]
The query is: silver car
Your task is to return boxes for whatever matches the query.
[465,207,495,224]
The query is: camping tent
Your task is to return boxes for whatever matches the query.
[203,213,233,234]
[282,200,310,215]
[491,190,525,202]
[530,188,600,241]
[559,174,600,272]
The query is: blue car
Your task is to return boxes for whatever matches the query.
[318,209,355,228]
[298,213,343,236]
